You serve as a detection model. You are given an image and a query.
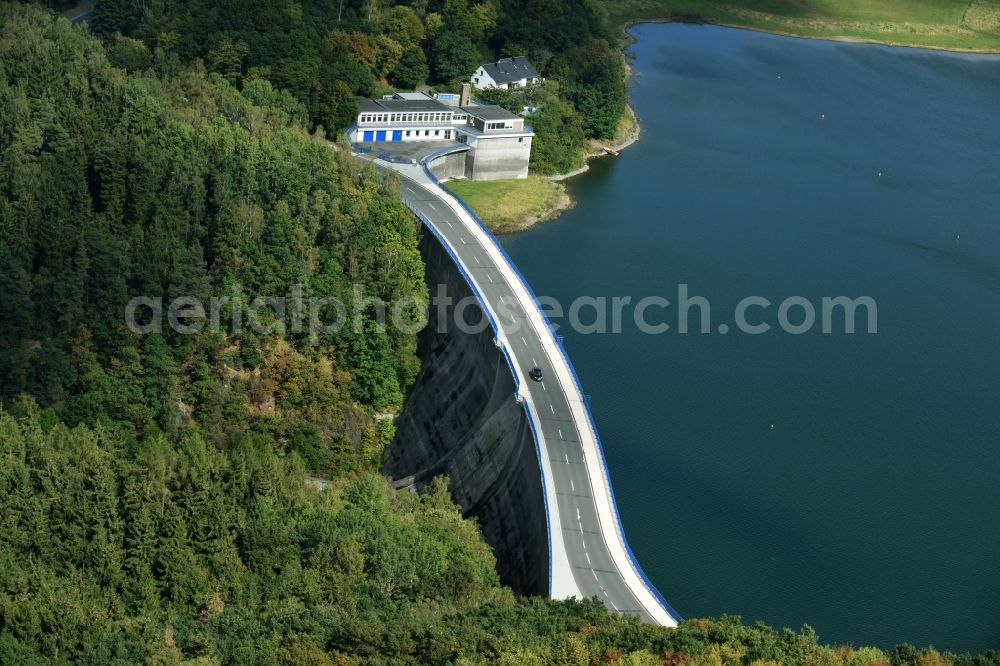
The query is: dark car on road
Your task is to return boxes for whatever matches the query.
[529,367,543,382]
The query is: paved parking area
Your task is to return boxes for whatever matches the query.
[353,140,466,163]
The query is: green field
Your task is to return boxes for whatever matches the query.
[446,177,571,233]
[599,0,1000,51]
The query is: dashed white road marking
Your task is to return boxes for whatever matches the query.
[487,273,493,283]
[581,539,587,550]
[474,256,481,265]
[542,383,546,391]
[610,600,620,612]
[550,403,555,414]
[564,453,569,464]
[585,552,591,565]
[570,479,575,491]
[558,428,563,439]
[461,237,467,244]
[532,357,537,366]
[427,202,438,211]
[592,569,599,580]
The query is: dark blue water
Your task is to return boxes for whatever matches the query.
[500,24,1000,651]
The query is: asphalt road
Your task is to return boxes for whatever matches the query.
[394,166,668,624]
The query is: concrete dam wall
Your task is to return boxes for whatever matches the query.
[427,150,468,181]
[383,230,550,595]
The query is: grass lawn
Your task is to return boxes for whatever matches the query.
[599,0,1000,51]
[445,177,571,233]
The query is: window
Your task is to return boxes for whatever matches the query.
[424,130,430,136]
[406,130,411,136]
[435,130,440,136]
[518,137,523,143]
[444,131,451,139]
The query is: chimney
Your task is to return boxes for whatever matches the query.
[460,82,471,108]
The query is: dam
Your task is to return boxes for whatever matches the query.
[374,151,681,626]
[384,229,550,595]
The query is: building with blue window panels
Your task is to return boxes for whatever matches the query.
[349,91,534,180]
[352,94,463,144]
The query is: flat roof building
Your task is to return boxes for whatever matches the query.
[348,93,534,180]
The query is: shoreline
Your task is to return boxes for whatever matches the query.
[613,15,1000,56]
[444,176,576,235]
[548,103,642,183]
[504,64,643,230]
[482,104,641,234]
[488,184,575,235]
[493,112,638,233]
[494,11,1000,234]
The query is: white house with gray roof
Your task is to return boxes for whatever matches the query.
[471,56,540,90]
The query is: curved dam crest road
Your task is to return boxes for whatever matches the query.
[367,154,681,627]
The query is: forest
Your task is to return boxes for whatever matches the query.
[1,2,999,664]
[81,0,626,174]
[2,0,429,477]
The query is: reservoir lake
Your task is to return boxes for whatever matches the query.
[499,23,1000,651]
